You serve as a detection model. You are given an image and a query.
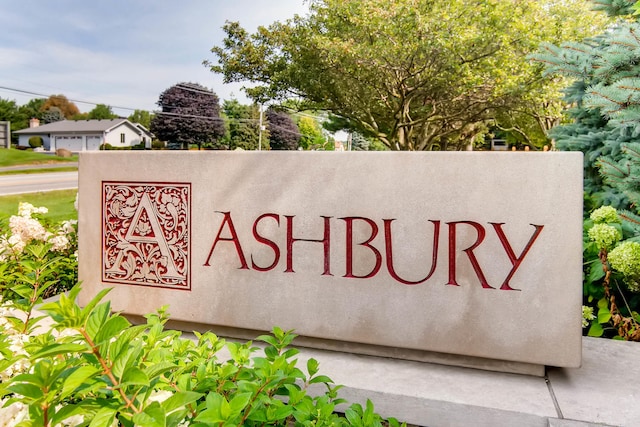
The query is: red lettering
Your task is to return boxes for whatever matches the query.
[203,211,249,269]
[251,213,281,272]
[446,221,493,289]
[285,215,332,275]
[384,219,441,285]
[340,217,382,279]
[490,223,544,291]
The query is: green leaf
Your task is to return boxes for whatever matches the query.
[588,322,604,337]
[363,399,376,425]
[30,343,87,360]
[61,365,101,400]
[588,262,605,283]
[144,361,177,380]
[81,288,113,323]
[229,392,252,414]
[161,391,204,414]
[108,324,146,362]
[85,301,112,340]
[309,375,333,385]
[94,315,130,345]
[119,366,149,388]
[194,393,225,423]
[344,405,364,426]
[7,383,44,400]
[133,402,166,427]
[112,342,144,380]
[307,358,319,377]
[598,307,612,324]
[257,334,278,347]
[89,407,118,427]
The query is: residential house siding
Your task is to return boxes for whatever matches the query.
[14,119,153,152]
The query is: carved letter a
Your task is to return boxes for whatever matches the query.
[121,192,183,280]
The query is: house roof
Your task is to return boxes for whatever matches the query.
[14,119,131,134]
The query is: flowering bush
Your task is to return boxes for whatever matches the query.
[583,206,640,340]
[587,223,622,251]
[0,287,405,427]
[0,202,78,301]
[590,205,620,224]
[608,241,640,292]
[0,202,405,426]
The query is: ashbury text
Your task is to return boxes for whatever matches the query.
[203,211,544,291]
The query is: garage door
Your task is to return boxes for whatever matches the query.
[55,136,83,152]
[87,136,102,150]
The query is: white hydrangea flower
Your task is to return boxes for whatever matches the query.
[60,220,78,235]
[17,202,35,217]
[49,234,70,252]
[0,399,28,426]
[7,233,26,253]
[34,206,48,215]
[9,215,48,243]
[17,202,48,218]
[582,306,596,328]
[148,390,173,403]
[0,237,8,262]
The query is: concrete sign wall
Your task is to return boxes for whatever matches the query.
[78,151,583,369]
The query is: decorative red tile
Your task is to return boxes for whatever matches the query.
[102,181,191,290]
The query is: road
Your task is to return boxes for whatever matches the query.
[0,171,78,196]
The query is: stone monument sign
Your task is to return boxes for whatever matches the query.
[78,151,583,373]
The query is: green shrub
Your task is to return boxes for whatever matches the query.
[0,203,407,426]
[28,136,43,148]
[0,202,77,303]
[99,143,113,150]
[582,206,640,340]
[152,140,165,150]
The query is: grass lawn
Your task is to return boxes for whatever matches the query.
[0,148,78,167]
[0,190,78,223]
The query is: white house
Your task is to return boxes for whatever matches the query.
[14,118,153,151]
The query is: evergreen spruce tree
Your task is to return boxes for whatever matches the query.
[530,0,639,210]
[533,1,640,339]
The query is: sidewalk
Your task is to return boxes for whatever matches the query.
[265,336,637,427]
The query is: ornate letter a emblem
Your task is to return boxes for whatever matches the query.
[102,182,191,290]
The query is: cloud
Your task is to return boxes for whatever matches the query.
[0,0,308,114]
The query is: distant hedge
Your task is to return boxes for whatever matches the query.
[99,142,146,151]
[28,136,43,148]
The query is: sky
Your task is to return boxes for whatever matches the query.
[0,0,309,116]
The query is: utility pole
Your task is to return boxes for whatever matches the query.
[258,104,263,151]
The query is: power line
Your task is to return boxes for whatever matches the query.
[0,85,145,113]
[0,84,315,137]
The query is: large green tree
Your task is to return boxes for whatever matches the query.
[222,99,261,150]
[0,98,19,124]
[87,104,118,120]
[150,82,226,150]
[296,115,325,150]
[208,0,608,150]
[128,109,153,129]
